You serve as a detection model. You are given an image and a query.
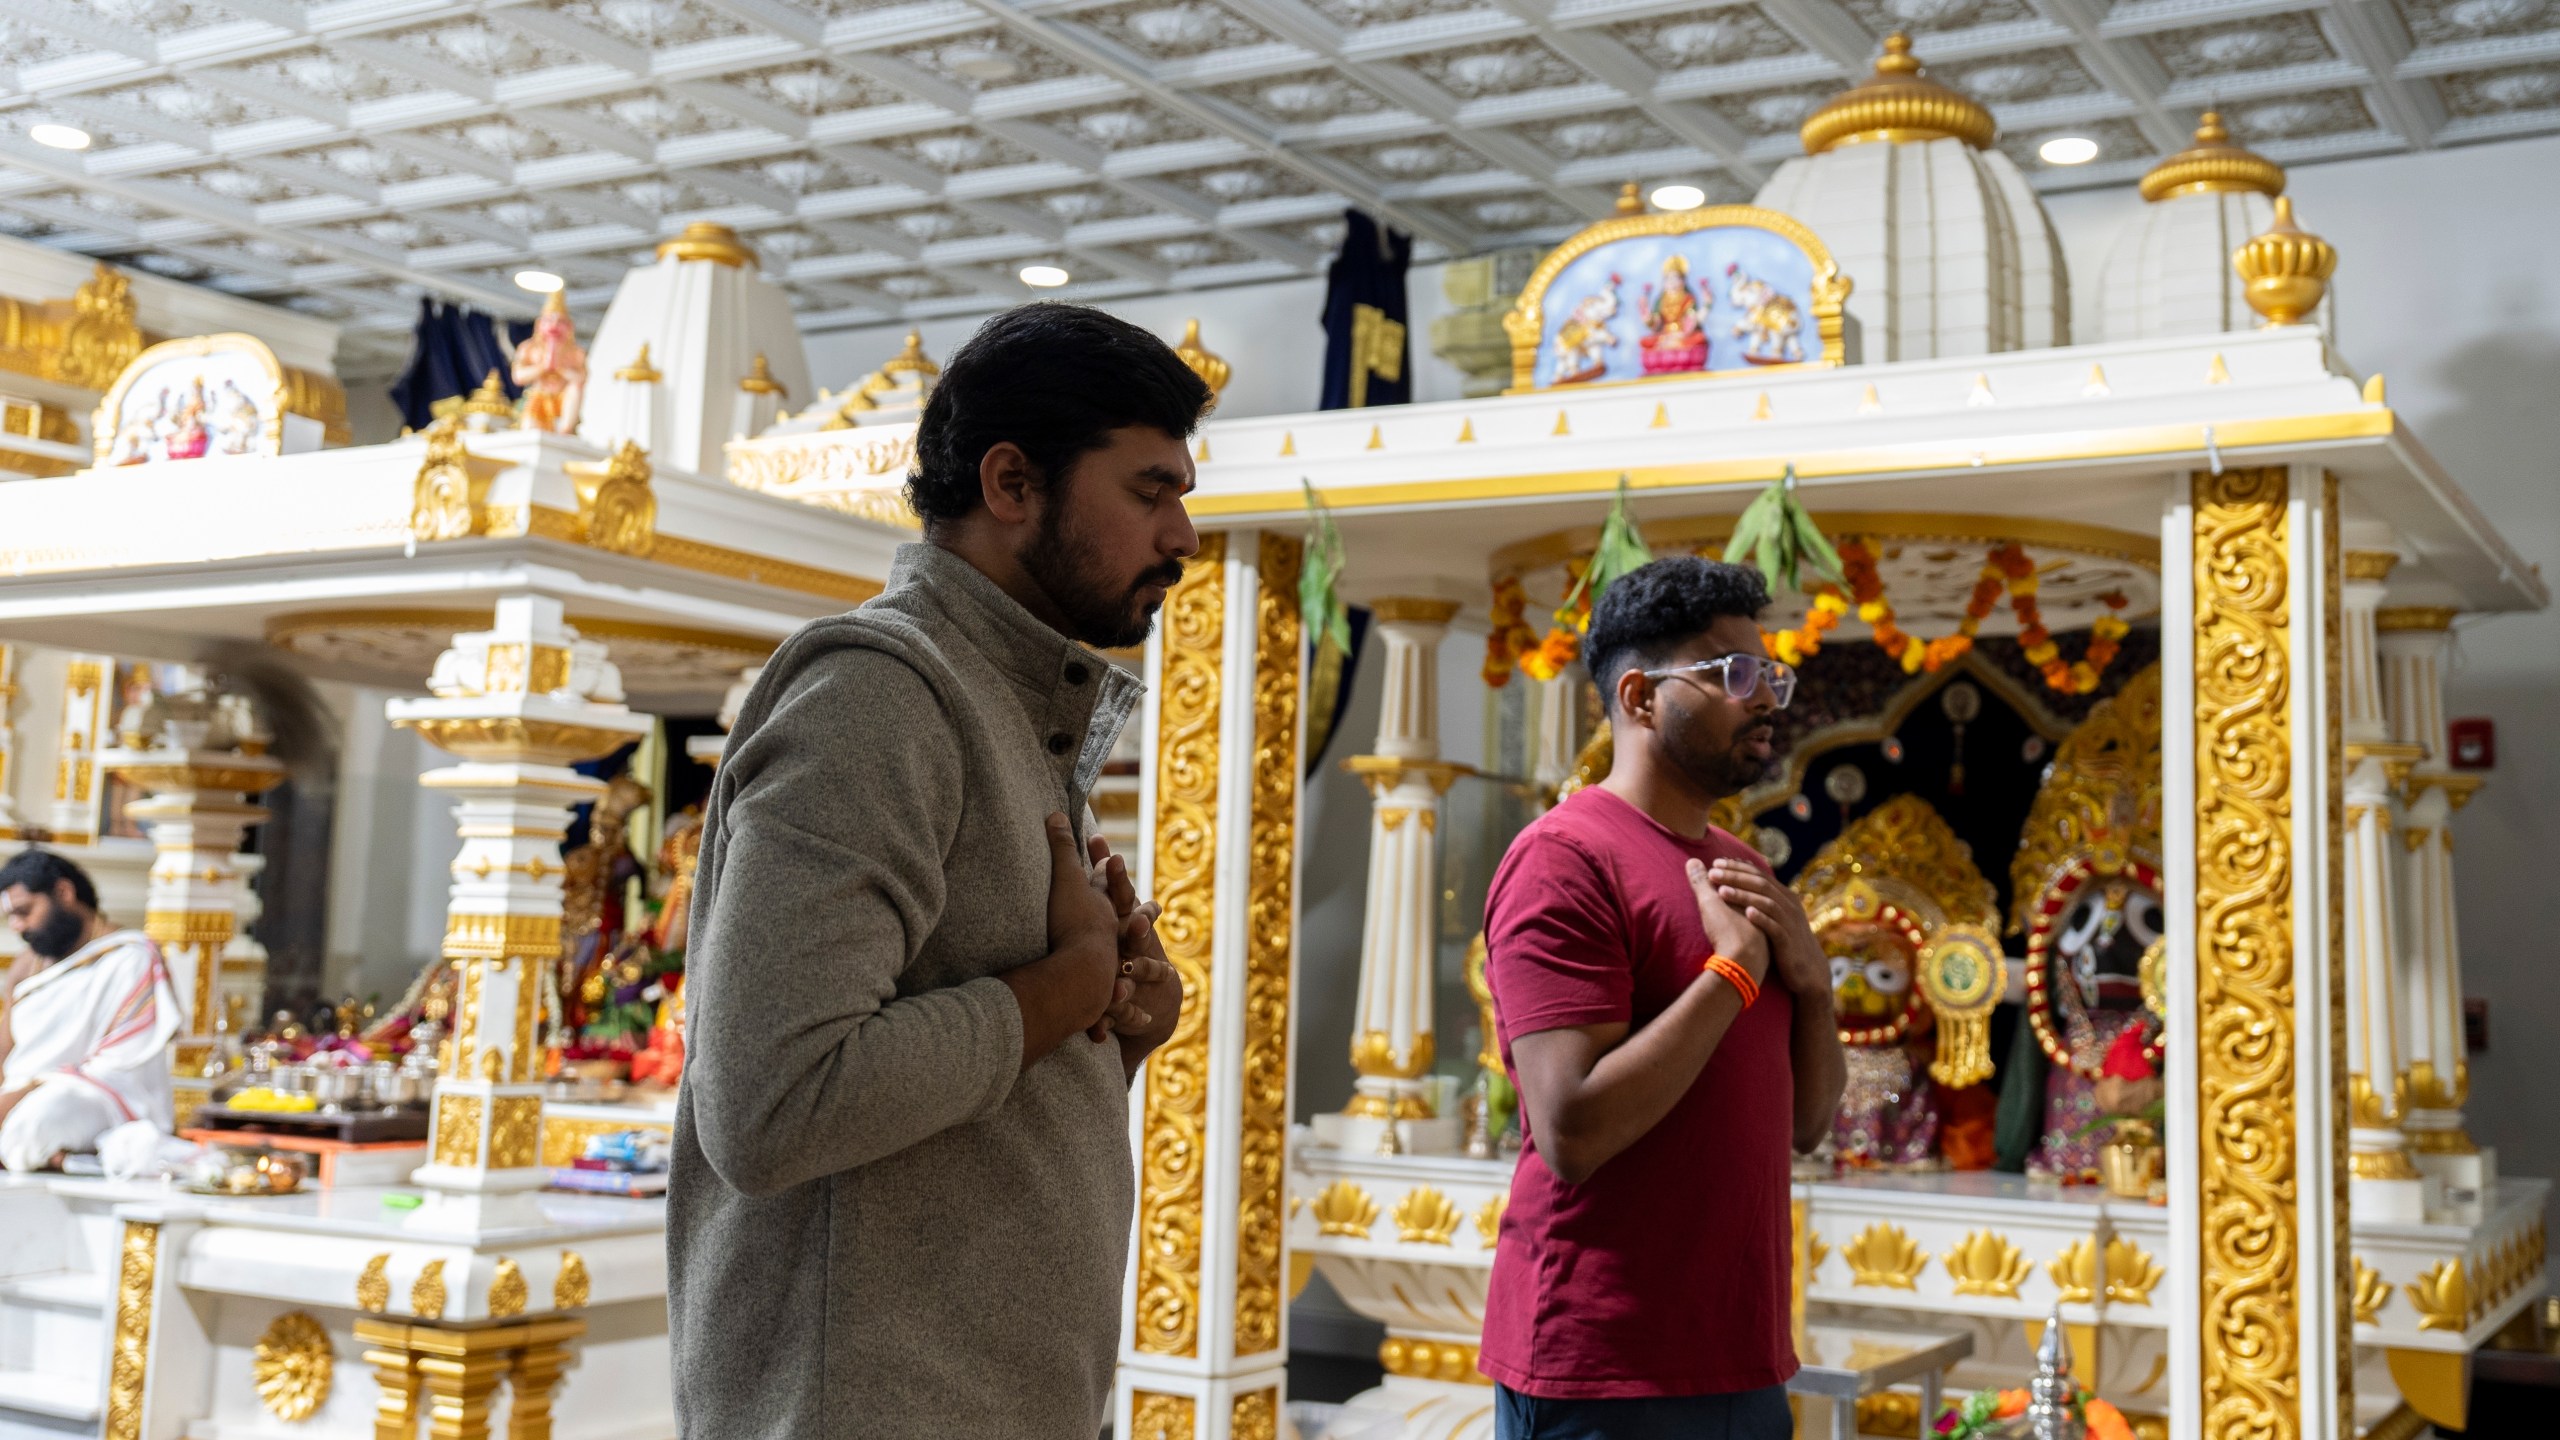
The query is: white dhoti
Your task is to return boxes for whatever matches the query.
[0,930,179,1171]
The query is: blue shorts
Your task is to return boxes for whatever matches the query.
[1493,1383,1793,1440]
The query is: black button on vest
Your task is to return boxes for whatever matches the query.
[1048,733,1073,755]
[1063,662,1091,686]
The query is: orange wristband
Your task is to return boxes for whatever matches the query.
[1702,954,1759,1008]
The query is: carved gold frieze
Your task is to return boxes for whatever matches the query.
[2353,1259,2390,1325]
[2407,1259,2468,1333]
[105,1221,156,1440]
[1231,1388,1278,1440]
[431,1094,483,1169]
[2194,466,2308,1440]
[357,1253,391,1313]
[1313,1181,1380,1239]
[490,1096,541,1170]
[252,1310,332,1421]
[1393,1188,1463,1246]
[1380,1336,1489,1384]
[1130,1390,1197,1440]
[563,441,657,558]
[488,1257,527,1318]
[1844,1223,1928,1290]
[1942,1231,2031,1298]
[1350,1029,1435,1080]
[2050,1238,2098,1305]
[1234,533,1301,1358]
[555,1251,591,1309]
[1135,532,1224,1359]
[410,417,502,541]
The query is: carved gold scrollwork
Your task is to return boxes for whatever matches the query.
[2050,1238,2099,1305]
[1313,1181,1380,1239]
[410,1259,447,1321]
[488,1257,527,1318]
[2106,1237,2166,1306]
[1231,1388,1278,1440]
[410,417,497,541]
[1136,534,1224,1359]
[2406,1259,2468,1333]
[555,1251,591,1309]
[105,1221,156,1440]
[2353,1258,2390,1325]
[1393,1188,1463,1246]
[565,441,658,558]
[1943,1231,2031,1298]
[2194,467,2306,1440]
[1130,1390,1197,1440]
[356,1253,391,1313]
[1844,1223,1928,1290]
[252,1311,332,1421]
[1233,534,1300,1359]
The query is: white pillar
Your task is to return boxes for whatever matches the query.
[387,596,648,1234]
[2375,605,2491,1195]
[2338,550,2429,1220]
[1320,599,1466,1154]
[1530,671,1582,804]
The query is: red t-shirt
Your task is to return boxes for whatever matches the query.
[1477,785,1799,1399]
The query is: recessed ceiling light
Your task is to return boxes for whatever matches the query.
[29,123,92,151]
[1648,183,1707,211]
[1019,264,1070,288]
[513,269,564,293]
[2038,135,2100,166]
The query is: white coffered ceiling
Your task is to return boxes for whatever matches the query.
[3,0,2555,371]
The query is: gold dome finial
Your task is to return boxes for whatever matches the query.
[2233,196,2336,327]
[2139,110,2286,203]
[880,329,939,380]
[615,342,661,383]
[739,351,786,396]
[1615,181,1643,215]
[1800,33,1995,155]
[1174,318,1231,397]
[656,221,757,270]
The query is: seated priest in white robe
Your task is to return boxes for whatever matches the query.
[0,850,178,1172]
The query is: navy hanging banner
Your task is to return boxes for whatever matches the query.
[1319,210,1413,410]
[388,300,536,431]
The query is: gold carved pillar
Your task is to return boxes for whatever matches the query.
[0,644,23,838]
[2175,465,2351,1440]
[2337,548,2429,1220]
[49,652,113,840]
[1322,598,1467,1153]
[2374,605,2489,1191]
[96,731,286,1130]
[1118,530,1304,1440]
[352,1318,588,1440]
[387,597,648,1232]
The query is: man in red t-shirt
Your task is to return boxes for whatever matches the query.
[1480,556,1847,1439]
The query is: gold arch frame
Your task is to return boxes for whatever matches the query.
[91,331,290,465]
[1500,204,1852,393]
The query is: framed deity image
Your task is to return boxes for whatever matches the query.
[91,332,291,467]
[1501,203,1852,392]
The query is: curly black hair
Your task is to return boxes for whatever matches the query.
[0,848,97,910]
[1583,555,1770,711]
[906,303,1215,533]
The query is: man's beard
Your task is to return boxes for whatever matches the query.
[1664,706,1775,798]
[25,907,86,962]
[1021,500,1185,650]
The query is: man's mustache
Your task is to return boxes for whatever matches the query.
[1133,562,1186,592]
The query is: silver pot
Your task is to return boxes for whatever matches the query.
[309,1065,363,1113]
[373,1063,427,1108]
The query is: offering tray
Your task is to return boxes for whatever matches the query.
[191,1102,430,1144]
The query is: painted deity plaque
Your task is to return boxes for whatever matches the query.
[92,332,289,467]
[1503,204,1850,392]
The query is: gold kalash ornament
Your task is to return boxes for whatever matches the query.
[2233,196,2337,327]
[2012,663,2166,1080]
[1793,796,2004,1140]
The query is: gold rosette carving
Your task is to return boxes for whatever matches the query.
[252,1311,333,1421]
[1393,1188,1463,1246]
[1136,533,1224,1358]
[1312,1181,1379,1239]
[1943,1231,2031,1298]
[1844,1223,1928,1290]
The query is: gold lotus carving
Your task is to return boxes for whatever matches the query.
[252,1310,332,1421]
[1942,1231,2031,1298]
[1312,1181,1379,1239]
[556,1250,591,1310]
[2353,1258,2390,1325]
[2106,1237,2166,1307]
[2050,1238,2098,1305]
[1393,1188,1463,1246]
[1844,1223,1928,1290]
[1476,1193,1508,1248]
[2407,1259,2468,1333]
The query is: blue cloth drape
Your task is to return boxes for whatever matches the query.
[1319,210,1413,411]
[388,300,536,432]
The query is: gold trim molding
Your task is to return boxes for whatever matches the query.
[1135,530,1225,1358]
[1233,532,1301,1358]
[105,1220,157,1440]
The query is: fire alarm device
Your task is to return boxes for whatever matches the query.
[2447,718,2494,771]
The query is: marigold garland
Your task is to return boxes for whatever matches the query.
[1994,542,2130,694]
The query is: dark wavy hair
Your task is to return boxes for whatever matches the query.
[906,304,1214,533]
[0,848,97,910]
[1584,556,1770,712]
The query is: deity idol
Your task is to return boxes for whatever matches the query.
[2007,664,2166,1180]
[1793,794,2001,1169]
[1637,253,1707,374]
[511,290,588,435]
[1549,277,1621,385]
[164,379,211,460]
[1726,263,1806,365]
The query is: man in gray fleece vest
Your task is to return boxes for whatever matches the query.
[670,304,1212,1438]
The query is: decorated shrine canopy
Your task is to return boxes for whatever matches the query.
[1503,199,1851,392]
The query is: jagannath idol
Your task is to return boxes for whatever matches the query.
[2002,663,2166,1179]
[1792,794,2005,1169]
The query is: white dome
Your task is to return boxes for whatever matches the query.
[1750,36,2067,361]
[1754,139,2068,361]
[581,222,813,478]
[2093,114,2328,342]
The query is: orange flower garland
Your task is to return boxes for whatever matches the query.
[1995,543,2130,694]
[1764,588,1845,666]
[1484,575,1535,687]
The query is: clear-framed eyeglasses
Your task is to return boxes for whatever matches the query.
[1642,653,1798,710]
